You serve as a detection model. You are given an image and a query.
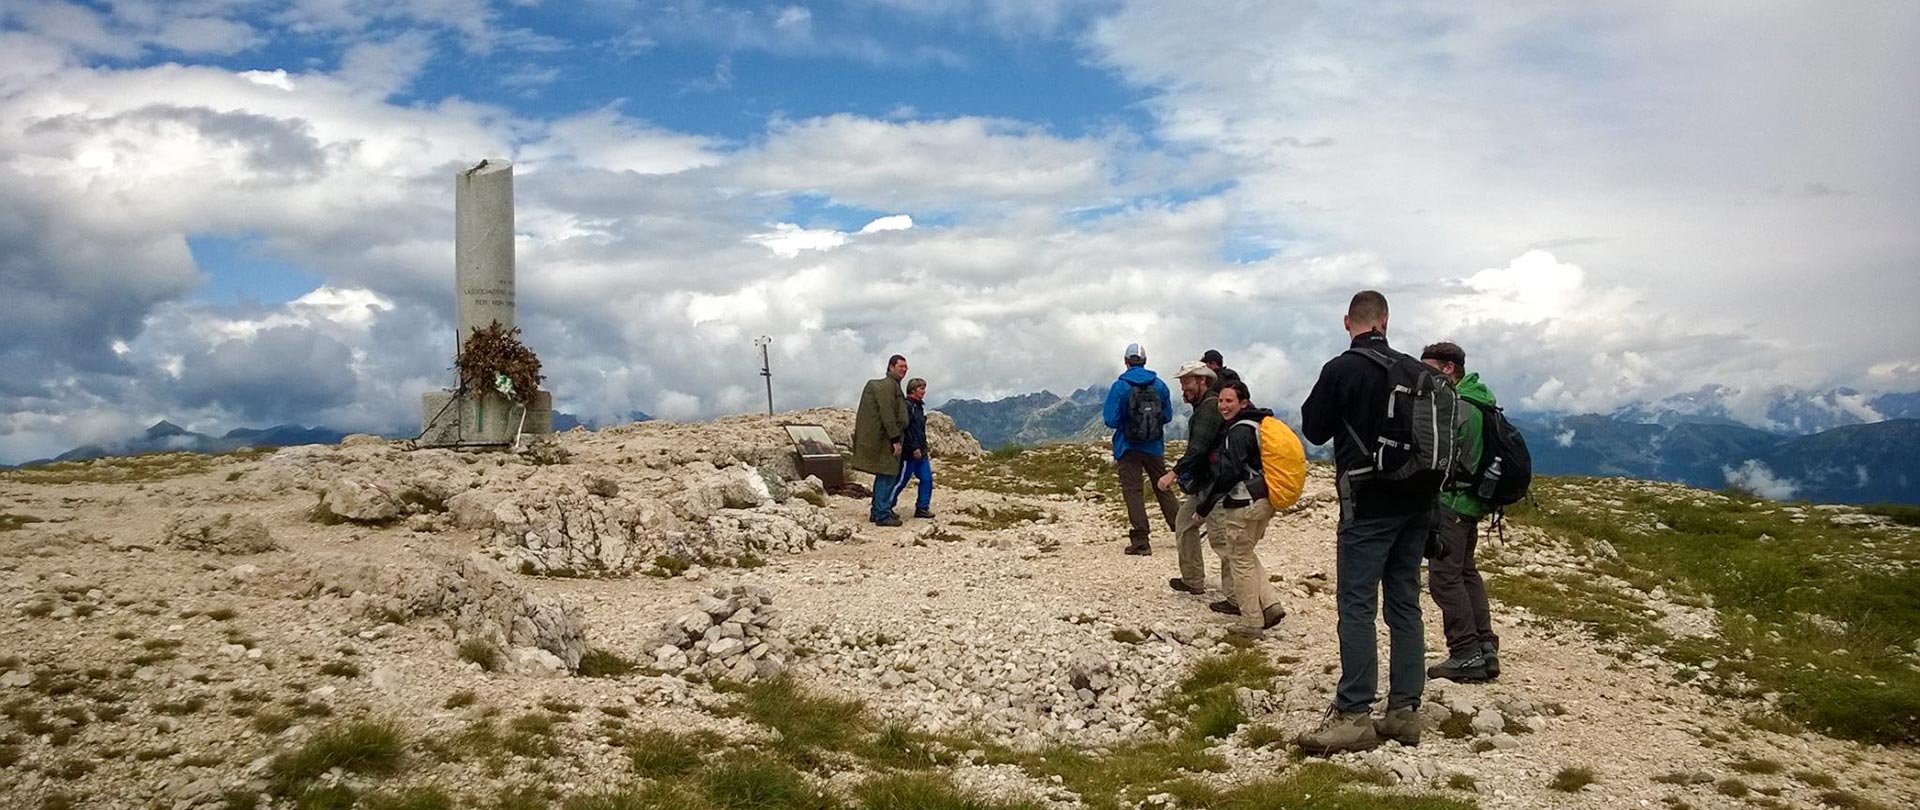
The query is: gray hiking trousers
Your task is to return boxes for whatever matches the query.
[1334,474,1433,713]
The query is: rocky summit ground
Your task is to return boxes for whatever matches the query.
[2,410,1916,810]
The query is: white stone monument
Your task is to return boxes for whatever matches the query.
[420,159,554,447]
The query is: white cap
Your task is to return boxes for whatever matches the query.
[1124,342,1146,362]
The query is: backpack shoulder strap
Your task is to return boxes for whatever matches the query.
[1342,347,1395,369]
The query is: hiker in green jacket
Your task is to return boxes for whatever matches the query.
[853,355,910,526]
[1420,341,1502,682]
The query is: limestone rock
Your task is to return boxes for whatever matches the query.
[308,554,588,671]
[1470,707,1505,735]
[162,513,276,554]
[323,476,402,523]
[340,434,387,447]
[791,476,828,507]
[716,465,772,509]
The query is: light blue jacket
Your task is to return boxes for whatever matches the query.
[1101,366,1174,460]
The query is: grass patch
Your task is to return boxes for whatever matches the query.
[1020,738,1223,810]
[318,661,361,678]
[459,639,504,672]
[252,710,296,735]
[1717,778,1751,797]
[1793,770,1840,789]
[852,773,1043,810]
[1110,628,1146,644]
[952,503,1051,531]
[561,784,708,810]
[650,555,692,578]
[204,607,238,622]
[444,690,477,709]
[1242,724,1287,748]
[703,753,836,810]
[363,787,455,810]
[1818,790,1894,810]
[862,722,947,770]
[1860,503,1920,527]
[505,712,561,758]
[1160,651,1276,740]
[1504,477,1920,745]
[1548,767,1596,793]
[267,720,406,797]
[624,728,717,779]
[726,677,866,762]
[1732,756,1784,775]
[578,649,638,678]
[1163,762,1473,810]
[1445,773,1478,791]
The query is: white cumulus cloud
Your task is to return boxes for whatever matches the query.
[1723,460,1800,501]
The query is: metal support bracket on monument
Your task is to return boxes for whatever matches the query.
[418,159,554,450]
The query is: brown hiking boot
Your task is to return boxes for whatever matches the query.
[1375,707,1421,746]
[1294,709,1380,756]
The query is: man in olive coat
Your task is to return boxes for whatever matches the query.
[853,354,910,526]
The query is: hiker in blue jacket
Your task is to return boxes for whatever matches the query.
[1102,342,1178,556]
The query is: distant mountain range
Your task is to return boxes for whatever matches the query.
[5,410,654,470]
[1514,415,1918,504]
[1610,385,1920,434]
[937,384,1920,505]
[936,384,1193,451]
[8,420,353,467]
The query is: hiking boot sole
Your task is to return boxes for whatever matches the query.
[1168,578,1206,595]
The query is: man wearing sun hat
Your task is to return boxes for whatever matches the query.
[1101,342,1178,555]
[1158,360,1229,597]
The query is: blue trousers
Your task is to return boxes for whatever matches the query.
[889,456,934,514]
[1334,474,1434,713]
[870,466,901,521]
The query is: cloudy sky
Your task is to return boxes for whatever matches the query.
[1,0,1915,462]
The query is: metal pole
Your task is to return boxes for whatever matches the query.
[755,336,774,416]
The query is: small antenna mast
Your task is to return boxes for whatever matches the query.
[754,336,774,416]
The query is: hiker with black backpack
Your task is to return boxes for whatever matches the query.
[1295,290,1459,755]
[1101,342,1178,556]
[1420,341,1531,683]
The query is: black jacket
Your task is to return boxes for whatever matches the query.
[1173,391,1222,490]
[902,398,929,457]
[1197,406,1273,517]
[1300,331,1436,517]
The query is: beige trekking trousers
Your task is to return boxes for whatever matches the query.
[1211,498,1284,628]
[1175,494,1232,593]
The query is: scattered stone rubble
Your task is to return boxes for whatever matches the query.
[4,409,1917,810]
[648,585,791,682]
[303,554,588,673]
[161,512,276,554]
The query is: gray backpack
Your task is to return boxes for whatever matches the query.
[1341,347,1471,487]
